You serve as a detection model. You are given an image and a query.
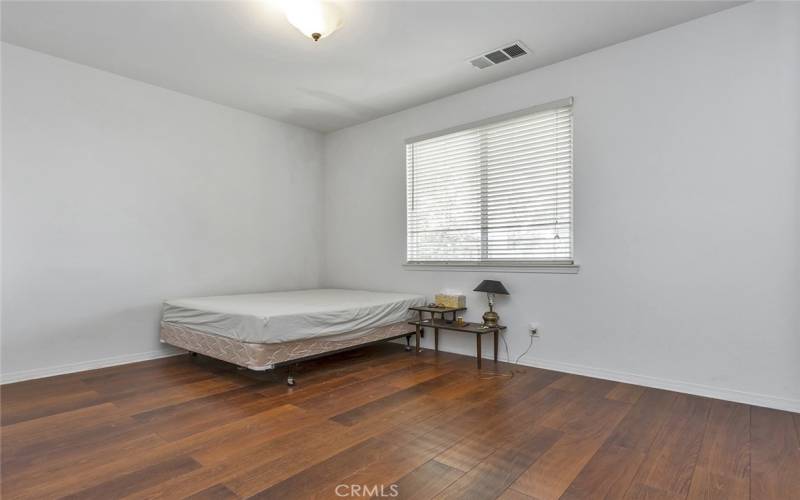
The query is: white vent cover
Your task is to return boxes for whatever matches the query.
[469,41,530,69]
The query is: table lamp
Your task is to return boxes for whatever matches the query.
[473,280,509,327]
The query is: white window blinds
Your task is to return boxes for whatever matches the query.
[406,98,573,265]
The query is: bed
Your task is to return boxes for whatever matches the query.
[160,289,426,384]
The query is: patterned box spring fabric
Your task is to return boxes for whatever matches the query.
[160,321,414,370]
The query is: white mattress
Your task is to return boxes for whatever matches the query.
[161,289,426,344]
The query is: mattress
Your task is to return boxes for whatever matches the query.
[161,289,426,344]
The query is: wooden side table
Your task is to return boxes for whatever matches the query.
[408,318,506,368]
[408,305,467,323]
[406,305,466,343]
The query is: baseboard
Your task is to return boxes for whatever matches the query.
[406,339,800,413]
[0,348,184,385]
[519,355,800,413]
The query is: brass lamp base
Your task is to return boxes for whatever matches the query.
[482,310,499,327]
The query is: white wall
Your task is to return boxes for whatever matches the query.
[1,43,324,381]
[322,3,800,411]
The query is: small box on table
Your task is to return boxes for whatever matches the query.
[434,293,466,309]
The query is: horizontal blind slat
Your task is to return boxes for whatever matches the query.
[407,102,573,263]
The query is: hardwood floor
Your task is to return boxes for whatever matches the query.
[1,344,798,499]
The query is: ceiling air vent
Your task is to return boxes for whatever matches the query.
[484,50,510,64]
[503,43,527,58]
[469,41,531,70]
[469,57,493,69]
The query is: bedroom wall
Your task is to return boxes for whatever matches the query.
[321,2,800,411]
[1,43,324,381]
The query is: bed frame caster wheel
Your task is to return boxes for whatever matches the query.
[287,376,296,387]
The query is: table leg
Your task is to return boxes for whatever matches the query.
[476,334,482,369]
[415,324,421,354]
[494,330,499,362]
[434,328,439,352]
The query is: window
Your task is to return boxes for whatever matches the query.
[405,97,573,266]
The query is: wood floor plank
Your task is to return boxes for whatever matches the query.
[624,393,712,498]
[2,404,314,498]
[62,456,201,500]
[605,388,679,452]
[109,377,249,414]
[794,412,800,443]
[539,387,631,436]
[77,355,193,383]
[682,398,752,500]
[695,399,750,479]
[559,443,647,500]
[510,430,607,500]
[750,405,800,499]
[686,466,748,500]
[510,393,632,499]
[246,436,394,499]
[183,484,240,500]
[142,389,288,441]
[330,431,457,499]
[126,421,351,499]
[2,420,164,478]
[130,384,266,424]
[622,483,685,500]
[432,426,562,500]
[1,402,125,451]
[2,344,797,500]
[435,387,571,473]
[330,372,456,426]
[390,460,464,500]
[224,368,536,498]
[605,382,646,404]
[1,389,103,426]
[221,422,374,498]
[223,386,462,497]
[496,488,535,500]
[186,403,326,466]
[0,374,92,403]
[293,363,442,417]
[224,389,471,498]
[549,373,618,398]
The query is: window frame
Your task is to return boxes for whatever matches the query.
[403,97,579,273]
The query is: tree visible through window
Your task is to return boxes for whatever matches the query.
[406,98,573,265]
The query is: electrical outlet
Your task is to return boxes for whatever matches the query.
[529,322,539,337]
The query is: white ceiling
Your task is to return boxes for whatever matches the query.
[1,1,742,132]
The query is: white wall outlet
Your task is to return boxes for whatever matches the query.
[529,322,540,337]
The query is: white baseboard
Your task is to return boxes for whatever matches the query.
[0,348,184,385]
[518,355,800,413]
[407,339,800,413]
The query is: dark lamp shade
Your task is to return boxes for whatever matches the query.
[473,280,509,295]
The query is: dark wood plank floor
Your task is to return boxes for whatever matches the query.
[2,344,798,499]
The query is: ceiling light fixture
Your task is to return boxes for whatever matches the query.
[284,0,343,42]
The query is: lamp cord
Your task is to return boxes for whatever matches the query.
[515,334,534,365]
[477,332,518,380]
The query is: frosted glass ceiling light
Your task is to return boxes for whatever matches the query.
[284,0,343,42]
